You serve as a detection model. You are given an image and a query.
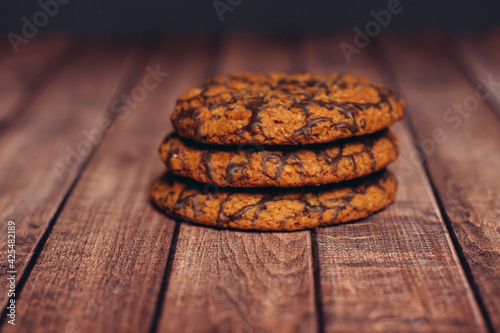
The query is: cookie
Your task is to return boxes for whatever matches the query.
[150,171,397,231]
[171,72,404,145]
[160,130,399,188]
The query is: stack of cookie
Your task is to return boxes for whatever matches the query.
[151,73,404,231]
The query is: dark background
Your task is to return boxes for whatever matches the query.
[1,0,500,35]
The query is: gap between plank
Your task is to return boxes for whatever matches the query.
[148,221,181,333]
[311,229,325,333]
[0,147,88,327]
[147,36,222,333]
[0,38,160,328]
[369,39,495,333]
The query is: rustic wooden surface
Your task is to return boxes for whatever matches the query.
[379,34,500,332]
[0,33,499,333]
[0,38,142,311]
[301,36,487,332]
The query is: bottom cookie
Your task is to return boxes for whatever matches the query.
[150,171,397,231]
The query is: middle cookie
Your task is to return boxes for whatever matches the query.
[160,129,398,188]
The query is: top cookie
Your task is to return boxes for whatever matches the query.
[172,72,404,145]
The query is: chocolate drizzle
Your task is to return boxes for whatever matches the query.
[261,151,285,180]
[201,152,214,180]
[226,162,244,182]
[172,186,197,211]
[243,97,265,133]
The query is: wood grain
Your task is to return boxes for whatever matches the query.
[0,37,71,124]
[300,35,487,332]
[0,40,141,312]
[380,35,500,331]
[454,30,500,116]
[157,35,318,333]
[1,34,498,332]
[2,39,210,333]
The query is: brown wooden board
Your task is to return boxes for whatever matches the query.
[0,37,71,124]
[1,39,211,332]
[156,35,318,333]
[380,35,500,332]
[1,34,498,332]
[300,35,487,332]
[454,30,500,117]
[0,40,143,313]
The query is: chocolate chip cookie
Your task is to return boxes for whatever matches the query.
[171,72,404,145]
[150,171,397,231]
[160,130,399,187]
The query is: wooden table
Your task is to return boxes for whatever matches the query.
[1,33,499,333]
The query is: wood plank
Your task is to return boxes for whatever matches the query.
[3,39,210,333]
[0,36,71,124]
[454,30,500,115]
[157,35,318,333]
[0,40,144,313]
[380,35,500,332]
[301,35,487,332]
